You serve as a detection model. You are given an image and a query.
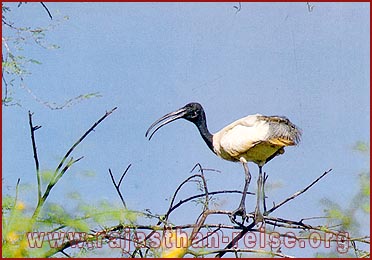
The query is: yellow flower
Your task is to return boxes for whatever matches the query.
[161,247,188,258]
[160,230,190,258]
[6,231,19,243]
[15,201,26,211]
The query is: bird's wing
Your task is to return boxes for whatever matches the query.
[257,115,302,145]
[217,114,300,159]
[218,115,271,157]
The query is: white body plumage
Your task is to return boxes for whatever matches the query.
[213,114,301,166]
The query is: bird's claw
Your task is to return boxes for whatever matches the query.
[253,207,265,224]
[229,206,247,226]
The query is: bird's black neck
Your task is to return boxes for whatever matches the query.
[193,112,215,153]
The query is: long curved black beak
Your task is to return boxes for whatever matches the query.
[145,107,188,140]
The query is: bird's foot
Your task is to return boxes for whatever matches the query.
[229,206,248,226]
[254,206,265,224]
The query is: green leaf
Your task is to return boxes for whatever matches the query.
[2,195,15,211]
[362,203,370,213]
[40,170,54,184]
[64,219,90,232]
[65,192,81,200]
[353,141,370,154]
[359,172,370,196]
[28,59,42,65]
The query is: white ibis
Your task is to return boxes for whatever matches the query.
[145,102,301,223]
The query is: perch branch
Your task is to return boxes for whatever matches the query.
[215,222,256,258]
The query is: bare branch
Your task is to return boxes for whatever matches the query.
[31,107,117,221]
[28,111,42,201]
[204,248,294,258]
[40,2,53,20]
[190,163,210,212]
[233,2,242,14]
[3,178,22,236]
[192,226,222,246]
[169,189,254,215]
[118,164,131,187]
[215,222,256,258]
[306,2,315,12]
[265,169,333,215]
[56,156,84,180]
[55,107,117,176]
[109,164,132,209]
[167,173,204,220]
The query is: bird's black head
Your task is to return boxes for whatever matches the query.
[180,102,205,123]
[145,102,206,140]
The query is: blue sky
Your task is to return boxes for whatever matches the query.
[2,2,370,257]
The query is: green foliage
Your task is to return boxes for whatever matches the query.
[2,3,100,109]
[353,141,370,154]
[2,108,136,257]
[2,188,139,257]
[79,200,137,226]
[318,141,370,257]
[2,195,15,211]
[40,170,54,184]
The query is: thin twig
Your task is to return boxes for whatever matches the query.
[265,169,332,215]
[40,2,53,20]
[143,173,203,245]
[4,178,21,236]
[108,164,132,209]
[170,189,254,215]
[265,216,313,230]
[118,164,131,187]
[47,156,84,199]
[204,248,294,258]
[191,163,210,212]
[215,222,256,258]
[31,107,117,221]
[190,163,221,173]
[59,250,71,258]
[306,2,315,12]
[28,111,42,201]
[54,107,117,178]
[144,189,254,246]
[191,210,236,242]
[233,2,242,14]
[192,226,222,246]
[167,174,203,220]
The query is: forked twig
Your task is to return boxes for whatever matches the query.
[109,164,132,209]
[168,174,204,219]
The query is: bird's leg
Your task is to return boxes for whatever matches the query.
[254,166,264,223]
[238,162,251,212]
[230,162,251,224]
[263,172,268,215]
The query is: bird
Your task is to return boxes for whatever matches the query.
[145,102,301,223]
